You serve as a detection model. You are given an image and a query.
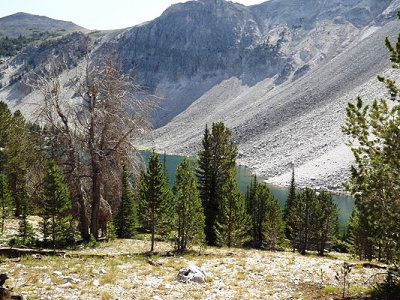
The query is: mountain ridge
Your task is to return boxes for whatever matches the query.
[0,12,86,38]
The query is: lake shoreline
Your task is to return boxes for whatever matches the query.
[139,149,352,197]
[139,150,354,228]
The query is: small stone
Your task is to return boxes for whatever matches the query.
[100,269,106,274]
[93,279,100,287]
[63,276,80,284]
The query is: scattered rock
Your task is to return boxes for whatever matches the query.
[62,276,80,284]
[93,279,99,287]
[147,259,161,267]
[176,265,206,284]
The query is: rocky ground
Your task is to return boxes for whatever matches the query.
[0,218,387,299]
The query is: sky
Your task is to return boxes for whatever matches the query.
[0,0,266,30]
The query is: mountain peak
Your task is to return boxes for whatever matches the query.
[0,12,85,38]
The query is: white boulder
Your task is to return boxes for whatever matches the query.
[176,265,206,284]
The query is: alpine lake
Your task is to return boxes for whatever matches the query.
[140,151,354,230]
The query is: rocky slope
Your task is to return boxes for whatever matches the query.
[111,0,396,127]
[1,0,400,190]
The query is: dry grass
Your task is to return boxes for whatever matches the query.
[0,218,387,299]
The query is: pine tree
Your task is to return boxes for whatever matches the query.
[215,169,249,248]
[0,102,12,174]
[197,125,214,244]
[197,122,237,246]
[173,157,205,252]
[346,209,374,260]
[315,191,339,255]
[163,152,168,179]
[288,188,318,255]
[283,168,296,239]
[5,110,41,217]
[0,174,12,234]
[251,184,269,247]
[114,166,137,239]
[341,12,400,264]
[139,149,173,252]
[284,168,296,220]
[42,160,71,249]
[18,197,35,246]
[263,192,285,250]
[159,154,175,239]
[245,175,258,218]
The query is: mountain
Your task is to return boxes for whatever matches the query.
[1,0,400,190]
[131,0,400,190]
[0,12,85,37]
[110,0,395,127]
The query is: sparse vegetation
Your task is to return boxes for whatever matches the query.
[0,31,60,57]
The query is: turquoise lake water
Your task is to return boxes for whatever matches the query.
[140,151,354,229]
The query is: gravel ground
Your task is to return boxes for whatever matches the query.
[0,218,387,300]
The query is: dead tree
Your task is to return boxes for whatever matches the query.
[32,52,156,240]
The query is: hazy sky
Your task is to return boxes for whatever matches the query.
[0,0,266,30]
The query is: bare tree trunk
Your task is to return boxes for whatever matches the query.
[151,207,155,252]
[74,182,90,241]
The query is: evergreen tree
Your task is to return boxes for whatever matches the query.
[314,191,339,255]
[197,122,237,246]
[173,157,205,252]
[0,174,12,234]
[346,209,374,260]
[139,149,173,252]
[288,188,318,255]
[114,166,137,239]
[163,152,168,179]
[159,154,175,238]
[0,102,12,174]
[137,168,148,229]
[18,197,35,246]
[197,125,214,244]
[283,168,296,239]
[42,160,71,249]
[251,184,269,247]
[341,12,400,264]
[263,192,285,250]
[215,169,249,248]
[245,175,258,219]
[3,110,41,216]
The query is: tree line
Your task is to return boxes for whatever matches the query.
[0,104,341,254]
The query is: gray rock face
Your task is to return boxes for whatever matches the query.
[176,265,206,284]
[112,0,290,126]
[105,0,395,126]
